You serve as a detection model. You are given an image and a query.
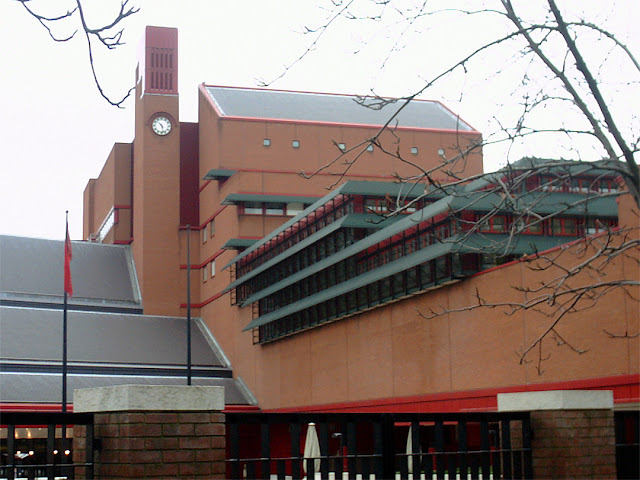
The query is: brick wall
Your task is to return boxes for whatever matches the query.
[530,409,616,479]
[74,411,225,479]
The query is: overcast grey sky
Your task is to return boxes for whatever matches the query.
[0,1,636,240]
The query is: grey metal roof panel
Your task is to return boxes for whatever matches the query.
[223,183,351,269]
[224,216,349,293]
[242,229,576,331]
[0,372,254,405]
[243,240,456,331]
[448,191,619,216]
[224,181,429,270]
[0,306,225,368]
[0,235,140,308]
[205,86,477,131]
[456,233,581,255]
[509,157,627,176]
[230,196,454,295]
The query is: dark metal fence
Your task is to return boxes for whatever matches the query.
[226,412,532,480]
[615,411,640,480]
[0,412,94,480]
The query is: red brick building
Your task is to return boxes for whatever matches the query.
[83,26,638,413]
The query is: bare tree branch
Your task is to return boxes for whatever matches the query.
[18,0,138,107]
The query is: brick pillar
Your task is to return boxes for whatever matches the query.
[498,390,616,479]
[72,385,226,479]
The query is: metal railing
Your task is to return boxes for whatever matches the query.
[226,412,532,480]
[0,412,94,480]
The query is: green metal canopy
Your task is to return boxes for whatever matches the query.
[203,169,237,181]
[221,238,259,250]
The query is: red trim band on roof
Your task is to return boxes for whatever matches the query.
[218,114,482,135]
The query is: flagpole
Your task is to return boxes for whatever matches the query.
[186,225,192,385]
[62,211,69,412]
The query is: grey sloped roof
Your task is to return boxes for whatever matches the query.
[0,307,224,367]
[205,86,477,131]
[0,235,256,407]
[0,306,255,406]
[0,235,141,312]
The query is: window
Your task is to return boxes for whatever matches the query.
[598,179,619,193]
[366,144,374,152]
[515,217,542,234]
[541,176,564,192]
[241,202,300,216]
[202,226,207,243]
[210,220,215,237]
[243,202,263,215]
[571,178,594,193]
[265,202,284,215]
[286,202,305,216]
[479,215,507,233]
[584,218,614,235]
[263,138,271,147]
[292,140,300,148]
[202,263,208,282]
[411,147,418,155]
[211,261,216,278]
[365,198,388,214]
[338,143,346,151]
[551,217,578,235]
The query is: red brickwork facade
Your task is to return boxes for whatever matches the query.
[74,411,225,479]
[530,409,616,479]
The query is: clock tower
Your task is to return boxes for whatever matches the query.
[131,26,185,316]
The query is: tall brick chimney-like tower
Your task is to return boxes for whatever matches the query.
[138,26,178,95]
[131,26,184,316]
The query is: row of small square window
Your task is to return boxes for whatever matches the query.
[263,138,422,155]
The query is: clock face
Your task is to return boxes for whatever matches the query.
[152,116,172,136]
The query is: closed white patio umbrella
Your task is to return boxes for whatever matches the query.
[303,422,321,477]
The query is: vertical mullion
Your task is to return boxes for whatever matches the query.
[261,423,270,480]
[501,419,512,479]
[480,418,491,478]
[47,424,55,480]
[373,419,383,480]
[7,424,15,480]
[411,420,420,477]
[381,414,395,480]
[318,421,329,479]
[434,419,445,479]
[347,422,357,480]
[291,422,301,480]
[276,459,286,480]
[85,421,95,480]
[229,422,240,480]
[492,422,502,480]
[457,420,468,480]
[522,416,533,480]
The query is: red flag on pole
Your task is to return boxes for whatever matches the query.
[64,222,73,297]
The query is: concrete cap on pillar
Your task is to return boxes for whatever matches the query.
[73,384,224,412]
[497,390,614,412]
